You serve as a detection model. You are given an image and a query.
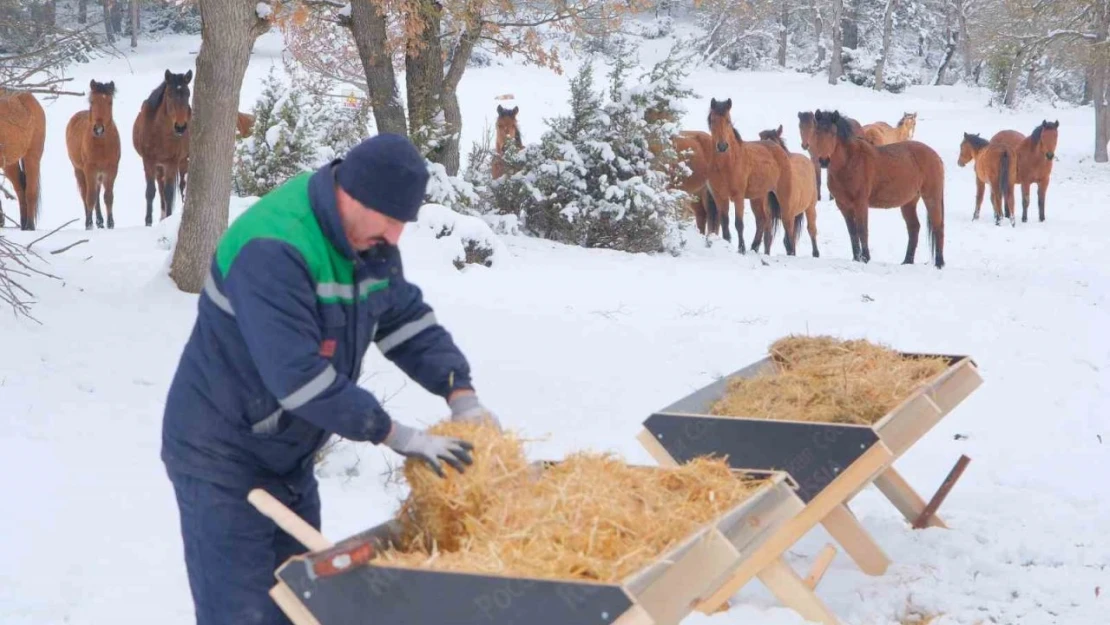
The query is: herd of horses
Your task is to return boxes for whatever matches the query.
[492,99,1061,270]
[0,69,256,231]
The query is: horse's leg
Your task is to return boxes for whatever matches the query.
[747,198,763,255]
[104,169,117,229]
[973,179,984,220]
[781,208,797,256]
[838,204,860,261]
[806,205,819,257]
[1021,182,1030,223]
[156,166,169,221]
[144,161,156,227]
[1037,178,1048,222]
[93,173,105,229]
[856,202,871,263]
[73,167,92,230]
[85,171,101,231]
[900,200,920,265]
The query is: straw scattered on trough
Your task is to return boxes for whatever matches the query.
[709,335,951,425]
[376,420,765,582]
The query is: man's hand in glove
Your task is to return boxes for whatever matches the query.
[383,422,474,478]
[447,391,502,430]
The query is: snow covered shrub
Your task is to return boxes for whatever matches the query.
[841,48,913,94]
[489,50,693,255]
[415,204,509,271]
[425,161,480,214]
[233,67,370,197]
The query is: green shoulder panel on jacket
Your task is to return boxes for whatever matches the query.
[215,173,372,304]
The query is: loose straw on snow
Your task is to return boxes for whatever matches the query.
[709,335,950,425]
[375,421,765,582]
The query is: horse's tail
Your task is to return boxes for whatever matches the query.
[928,189,945,269]
[999,149,1012,222]
[768,190,783,245]
[791,213,804,254]
[705,187,719,235]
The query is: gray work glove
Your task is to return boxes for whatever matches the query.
[448,393,502,431]
[383,421,474,478]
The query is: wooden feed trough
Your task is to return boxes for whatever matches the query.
[247,462,850,625]
[636,350,982,616]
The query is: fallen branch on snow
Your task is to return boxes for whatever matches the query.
[0,231,63,324]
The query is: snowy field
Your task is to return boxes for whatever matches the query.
[2,21,1109,625]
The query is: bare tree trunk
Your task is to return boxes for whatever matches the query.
[874,0,897,91]
[841,0,858,50]
[349,0,407,136]
[956,0,972,75]
[778,0,789,67]
[829,0,843,84]
[169,0,268,293]
[46,0,56,28]
[1003,46,1027,107]
[79,0,87,24]
[101,0,114,42]
[131,0,139,48]
[813,0,825,64]
[440,20,479,178]
[406,0,448,169]
[934,30,958,85]
[1094,62,1108,162]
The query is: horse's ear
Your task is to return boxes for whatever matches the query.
[724,98,732,110]
[164,69,172,83]
[511,106,518,117]
[710,97,717,107]
[184,69,193,84]
[776,124,783,134]
[497,104,504,114]
[90,79,97,91]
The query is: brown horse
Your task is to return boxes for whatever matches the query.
[491,104,522,180]
[861,112,917,146]
[66,80,121,230]
[991,120,1058,223]
[759,125,819,257]
[666,130,719,235]
[0,89,45,230]
[133,69,192,226]
[808,110,945,269]
[236,111,255,139]
[798,110,862,201]
[957,132,1016,227]
[706,97,794,254]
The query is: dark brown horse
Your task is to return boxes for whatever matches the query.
[957,132,1016,227]
[987,120,1059,223]
[492,104,522,180]
[798,110,862,202]
[759,125,819,257]
[66,80,121,230]
[706,97,794,254]
[808,110,946,269]
[0,89,46,230]
[133,69,192,226]
[236,111,256,139]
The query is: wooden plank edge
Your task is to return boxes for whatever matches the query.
[269,581,322,625]
[873,466,948,529]
[804,544,838,590]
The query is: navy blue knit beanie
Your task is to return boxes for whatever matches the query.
[335,133,429,222]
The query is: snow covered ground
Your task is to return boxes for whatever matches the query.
[1,21,1108,625]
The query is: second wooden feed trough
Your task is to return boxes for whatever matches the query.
[637,339,982,616]
[248,459,848,625]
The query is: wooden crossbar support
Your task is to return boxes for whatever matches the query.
[694,443,893,617]
[804,544,838,590]
[913,455,971,529]
[820,504,889,575]
[757,557,841,625]
[873,466,947,529]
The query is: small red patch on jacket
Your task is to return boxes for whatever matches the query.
[319,339,337,358]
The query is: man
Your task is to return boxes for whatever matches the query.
[161,133,499,625]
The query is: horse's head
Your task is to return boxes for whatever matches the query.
[1033,120,1059,161]
[707,97,735,153]
[758,125,787,150]
[810,109,846,166]
[900,112,917,138]
[495,104,521,151]
[957,132,986,168]
[163,69,193,137]
[88,79,115,138]
[798,111,815,151]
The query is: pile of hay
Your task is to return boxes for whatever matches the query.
[376,421,764,582]
[709,335,950,425]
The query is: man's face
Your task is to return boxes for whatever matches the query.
[336,187,406,251]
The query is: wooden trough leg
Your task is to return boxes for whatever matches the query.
[804,544,838,590]
[757,557,842,625]
[912,455,971,529]
[820,504,889,576]
[874,466,948,529]
[270,581,323,625]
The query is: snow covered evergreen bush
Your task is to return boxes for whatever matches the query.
[232,67,370,197]
[484,45,694,255]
